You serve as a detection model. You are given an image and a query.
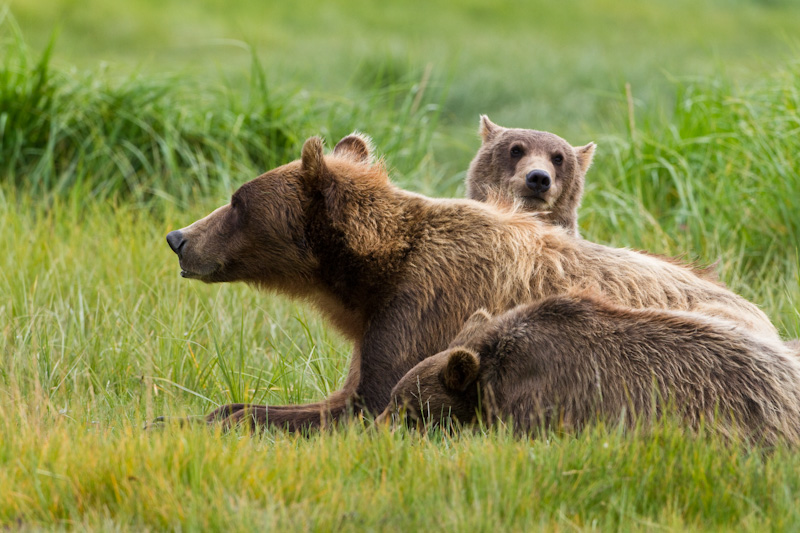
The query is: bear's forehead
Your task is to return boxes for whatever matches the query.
[397,351,449,386]
[496,130,570,153]
[233,161,303,197]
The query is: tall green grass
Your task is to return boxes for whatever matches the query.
[577,70,800,328]
[588,72,800,255]
[0,18,443,204]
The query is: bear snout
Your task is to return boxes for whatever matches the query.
[166,230,186,256]
[373,409,391,426]
[525,169,551,194]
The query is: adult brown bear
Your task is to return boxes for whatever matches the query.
[163,134,777,431]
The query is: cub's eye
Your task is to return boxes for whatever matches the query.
[552,154,564,166]
[230,197,239,209]
[510,146,524,158]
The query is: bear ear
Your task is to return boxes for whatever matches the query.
[333,132,374,164]
[301,136,327,182]
[442,348,480,392]
[479,115,502,143]
[449,309,492,347]
[575,142,596,174]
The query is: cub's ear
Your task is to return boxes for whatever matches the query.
[442,348,480,392]
[575,142,596,174]
[479,115,502,143]
[449,309,492,347]
[301,136,327,182]
[333,132,374,164]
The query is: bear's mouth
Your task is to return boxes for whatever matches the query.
[178,262,225,282]
[518,194,549,205]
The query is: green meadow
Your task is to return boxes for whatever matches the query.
[3,0,800,529]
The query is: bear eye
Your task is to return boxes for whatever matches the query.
[510,145,524,158]
[552,154,564,166]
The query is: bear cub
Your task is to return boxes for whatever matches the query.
[466,115,595,236]
[378,294,800,446]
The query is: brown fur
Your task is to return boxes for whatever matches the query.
[466,116,595,236]
[163,134,779,431]
[378,294,800,446]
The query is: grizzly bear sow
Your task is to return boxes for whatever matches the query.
[164,134,777,431]
[466,115,595,236]
[377,294,800,446]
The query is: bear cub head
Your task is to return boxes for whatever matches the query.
[466,115,595,236]
[376,309,493,428]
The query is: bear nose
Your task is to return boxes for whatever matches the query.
[525,169,551,194]
[166,230,186,255]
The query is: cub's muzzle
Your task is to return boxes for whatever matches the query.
[525,169,551,194]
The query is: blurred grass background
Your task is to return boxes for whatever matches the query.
[3,0,800,529]
[11,0,799,134]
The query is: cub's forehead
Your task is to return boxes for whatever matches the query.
[395,351,449,387]
[496,129,570,152]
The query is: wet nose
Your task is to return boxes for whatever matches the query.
[166,230,186,255]
[525,169,551,193]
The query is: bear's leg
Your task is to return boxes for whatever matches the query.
[209,391,357,432]
[146,397,355,432]
[204,375,362,431]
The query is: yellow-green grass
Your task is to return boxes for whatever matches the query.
[3,411,800,531]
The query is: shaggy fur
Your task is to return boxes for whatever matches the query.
[163,134,779,431]
[466,115,595,236]
[377,294,800,446]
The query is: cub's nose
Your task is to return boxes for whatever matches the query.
[166,230,186,255]
[525,169,551,193]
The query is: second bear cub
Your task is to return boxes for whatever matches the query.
[466,115,595,236]
[378,294,800,446]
